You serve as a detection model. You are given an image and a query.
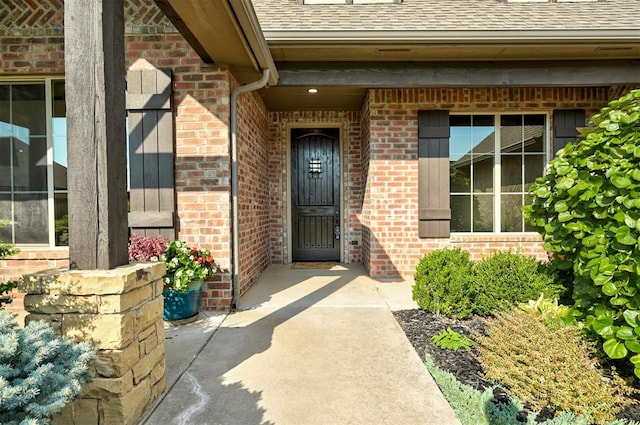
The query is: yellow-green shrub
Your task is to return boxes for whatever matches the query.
[476,309,635,424]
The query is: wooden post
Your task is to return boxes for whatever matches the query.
[64,0,129,269]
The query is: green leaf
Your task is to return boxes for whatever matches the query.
[624,310,640,327]
[557,177,575,191]
[602,281,618,296]
[535,186,550,198]
[558,211,573,223]
[554,201,569,213]
[616,228,637,245]
[611,175,632,188]
[617,326,636,340]
[593,274,612,286]
[592,317,614,336]
[603,339,628,359]
[631,354,640,365]
[625,339,640,353]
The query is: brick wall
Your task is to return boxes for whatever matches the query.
[237,83,271,296]
[0,0,234,310]
[363,87,614,278]
[268,111,362,265]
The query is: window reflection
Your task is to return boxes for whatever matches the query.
[450,114,546,233]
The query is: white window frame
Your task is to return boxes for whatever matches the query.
[449,111,551,234]
[0,76,66,248]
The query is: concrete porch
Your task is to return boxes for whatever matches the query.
[141,264,459,425]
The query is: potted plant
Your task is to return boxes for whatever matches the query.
[128,235,216,321]
[160,240,216,321]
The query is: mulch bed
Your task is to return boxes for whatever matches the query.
[392,308,640,422]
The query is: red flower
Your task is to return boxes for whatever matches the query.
[191,247,198,254]
[196,257,204,264]
[206,256,214,264]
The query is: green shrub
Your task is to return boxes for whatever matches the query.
[470,250,566,316]
[525,89,640,377]
[431,327,475,351]
[0,310,96,424]
[413,248,473,319]
[476,309,635,424]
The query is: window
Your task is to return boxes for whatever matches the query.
[449,113,547,233]
[0,79,68,246]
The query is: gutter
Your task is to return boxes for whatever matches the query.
[226,0,278,309]
[230,0,279,86]
[262,29,640,44]
[230,69,270,309]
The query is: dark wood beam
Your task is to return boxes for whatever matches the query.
[65,0,129,269]
[275,60,640,87]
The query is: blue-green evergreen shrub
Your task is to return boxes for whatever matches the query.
[0,310,95,424]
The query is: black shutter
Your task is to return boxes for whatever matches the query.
[553,109,585,156]
[418,110,451,238]
[126,69,176,238]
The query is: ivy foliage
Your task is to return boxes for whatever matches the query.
[524,89,640,377]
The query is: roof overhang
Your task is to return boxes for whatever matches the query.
[154,0,278,86]
[266,29,640,62]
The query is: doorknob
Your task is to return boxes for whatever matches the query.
[334,225,340,240]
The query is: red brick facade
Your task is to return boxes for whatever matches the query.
[1,0,636,311]
[361,87,613,277]
[237,86,271,296]
[0,0,235,310]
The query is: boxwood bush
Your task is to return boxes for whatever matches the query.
[413,248,474,319]
[470,250,567,317]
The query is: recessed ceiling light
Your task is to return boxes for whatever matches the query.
[307,88,319,94]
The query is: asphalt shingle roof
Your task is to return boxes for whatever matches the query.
[252,0,640,32]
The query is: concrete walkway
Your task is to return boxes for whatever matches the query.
[142,264,460,425]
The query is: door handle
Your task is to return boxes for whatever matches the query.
[334,225,340,240]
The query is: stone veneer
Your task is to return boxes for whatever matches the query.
[19,262,166,425]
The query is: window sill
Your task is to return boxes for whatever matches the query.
[450,233,542,243]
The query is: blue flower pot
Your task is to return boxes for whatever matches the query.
[162,280,203,321]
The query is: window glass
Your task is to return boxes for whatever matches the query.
[0,81,53,245]
[0,86,9,122]
[52,80,67,191]
[450,195,471,232]
[14,193,48,244]
[12,137,47,191]
[12,85,46,136]
[501,156,522,192]
[450,113,547,233]
[0,194,11,241]
[54,192,68,246]
[501,194,524,232]
[473,194,494,232]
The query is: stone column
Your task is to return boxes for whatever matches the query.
[20,263,167,425]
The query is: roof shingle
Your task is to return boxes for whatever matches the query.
[252,0,640,33]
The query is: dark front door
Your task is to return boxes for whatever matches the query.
[291,128,340,262]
